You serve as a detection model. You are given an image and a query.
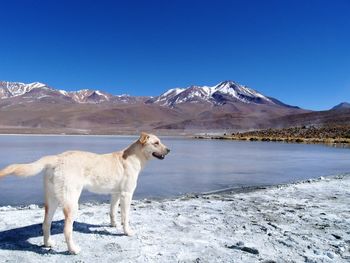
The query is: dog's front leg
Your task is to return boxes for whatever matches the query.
[120,191,135,236]
[110,193,120,227]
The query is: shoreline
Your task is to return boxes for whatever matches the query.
[0,174,349,262]
[0,174,348,209]
[0,133,189,139]
[194,125,350,145]
[1,128,349,146]
[1,132,349,148]
[0,128,194,137]
[1,174,347,209]
[195,134,350,146]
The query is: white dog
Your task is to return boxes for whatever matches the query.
[0,133,170,254]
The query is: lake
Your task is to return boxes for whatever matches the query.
[0,135,349,206]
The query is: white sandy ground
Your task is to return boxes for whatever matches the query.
[0,175,349,263]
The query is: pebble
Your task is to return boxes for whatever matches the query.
[28,204,38,210]
[241,246,259,255]
[326,252,335,259]
[331,233,341,240]
[226,244,259,255]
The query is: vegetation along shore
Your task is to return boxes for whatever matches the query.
[195,126,350,144]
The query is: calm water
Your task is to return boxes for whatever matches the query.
[0,135,349,206]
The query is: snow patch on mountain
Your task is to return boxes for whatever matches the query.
[95,90,110,101]
[154,88,186,104]
[58,90,69,96]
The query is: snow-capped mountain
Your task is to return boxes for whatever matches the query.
[0,81,49,98]
[148,81,280,107]
[0,81,139,104]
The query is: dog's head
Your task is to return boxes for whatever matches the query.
[139,132,170,160]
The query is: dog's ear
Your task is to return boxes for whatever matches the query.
[139,132,150,145]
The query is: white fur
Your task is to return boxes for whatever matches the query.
[0,133,170,254]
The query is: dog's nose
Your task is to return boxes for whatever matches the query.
[166,148,170,154]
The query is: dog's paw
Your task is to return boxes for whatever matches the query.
[124,228,135,236]
[68,244,81,255]
[110,221,117,227]
[44,239,55,248]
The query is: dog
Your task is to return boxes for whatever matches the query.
[0,132,170,254]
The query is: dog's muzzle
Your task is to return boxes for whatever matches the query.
[152,148,170,160]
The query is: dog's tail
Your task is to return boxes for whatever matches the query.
[0,155,58,178]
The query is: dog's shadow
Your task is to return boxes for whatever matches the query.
[0,220,124,255]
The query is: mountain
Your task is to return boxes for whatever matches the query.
[0,80,311,134]
[331,102,350,110]
[270,102,350,129]
[147,80,299,108]
[0,81,142,104]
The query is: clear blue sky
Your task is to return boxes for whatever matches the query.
[0,0,349,110]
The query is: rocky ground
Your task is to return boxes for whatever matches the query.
[0,175,349,262]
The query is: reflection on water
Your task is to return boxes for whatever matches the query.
[0,135,349,205]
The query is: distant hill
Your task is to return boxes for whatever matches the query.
[331,102,350,110]
[268,108,350,128]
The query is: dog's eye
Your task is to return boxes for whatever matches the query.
[154,141,159,145]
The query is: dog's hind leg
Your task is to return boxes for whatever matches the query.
[43,195,58,247]
[43,173,59,248]
[62,185,82,254]
[110,193,121,227]
[63,201,80,254]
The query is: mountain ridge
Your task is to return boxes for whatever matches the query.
[0,81,142,104]
[1,80,346,134]
[0,80,300,109]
